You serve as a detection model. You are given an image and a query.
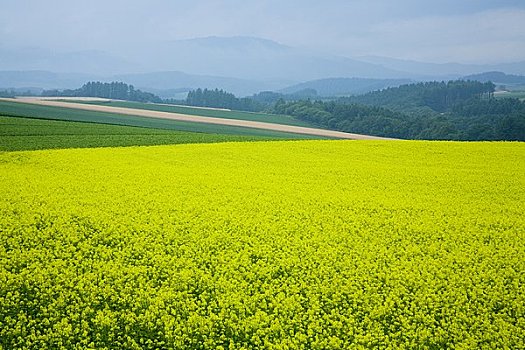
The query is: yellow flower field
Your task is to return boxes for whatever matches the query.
[1,140,524,349]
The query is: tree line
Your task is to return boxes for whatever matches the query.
[42,82,162,103]
[183,88,264,111]
[179,88,318,111]
[273,98,524,140]
[271,80,523,141]
[341,80,496,112]
[28,79,525,141]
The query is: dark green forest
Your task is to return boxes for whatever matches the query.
[0,90,16,98]
[41,82,162,103]
[272,81,524,140]
[179,88,319,111]
[341,80,496,111]
[183,88,263,111]
[180,88,317,111]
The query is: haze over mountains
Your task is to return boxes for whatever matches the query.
[358,56,525,78]
[279,78,413,97]
[1,36,525,97]
[0,46,139,76]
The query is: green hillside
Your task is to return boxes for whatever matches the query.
[0,100,316,140]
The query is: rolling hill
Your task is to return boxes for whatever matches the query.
[280,77,412,97]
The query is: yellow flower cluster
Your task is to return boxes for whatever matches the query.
[0,140,524,349]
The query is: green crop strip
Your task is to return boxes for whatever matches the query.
[0,116,285,151]
[0,100,318,140]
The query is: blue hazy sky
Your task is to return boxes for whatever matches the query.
[1,0,524,63]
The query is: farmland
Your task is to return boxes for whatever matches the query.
[494,90,525,101]
[1,140,524,349]
[0,116,287,152]
[76,100,314,127]
[3,99,381,140]
[0,100,317,140]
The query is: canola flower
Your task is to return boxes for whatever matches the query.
[0,140,524,349]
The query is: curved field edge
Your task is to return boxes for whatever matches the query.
[1,140,524,349]
[76,100,316,127]
[0,100,320,140]
[0,115,292,152]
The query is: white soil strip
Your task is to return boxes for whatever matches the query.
[16,96,114,102]
[153,103,232,111]
[2,98,397,140]
[16,97,232,111]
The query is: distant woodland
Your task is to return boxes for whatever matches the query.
[275,98,525,141]
[19,79,525,141]
[42,82,162,103]
[274,81,524,140]
[183,88,262,111]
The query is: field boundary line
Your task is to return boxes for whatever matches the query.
[1,98,398,140]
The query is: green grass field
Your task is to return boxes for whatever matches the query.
[75,100,315,127]
[494,91,525,101]
[0,100,318,140]
[0,115,284,151]
[1,140,524,349]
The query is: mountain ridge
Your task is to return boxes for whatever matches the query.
[280,77,414,97]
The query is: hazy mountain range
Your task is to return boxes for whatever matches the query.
[1,36,524,97]
[0,46,139,76]
[462,72,525,86]
[279,78,413,97]
[358,56,525,78]
[0,70,283,97]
